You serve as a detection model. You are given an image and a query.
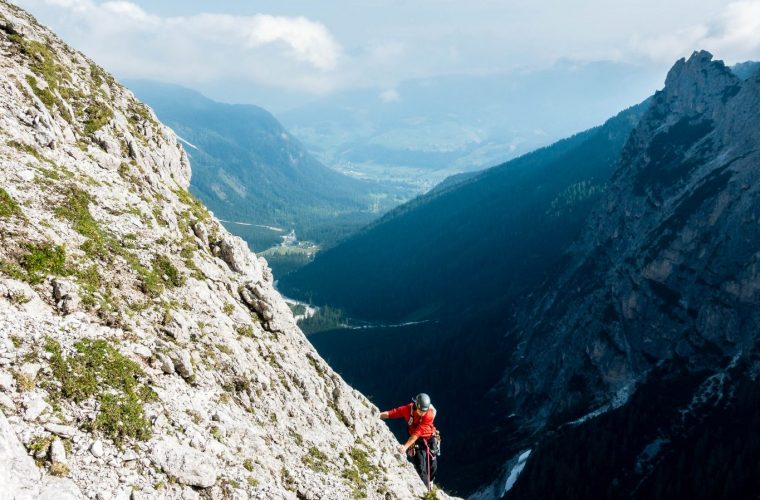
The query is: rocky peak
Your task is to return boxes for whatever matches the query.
[0,2,451,498]
[660,50,740,117]
[494,48,760,452]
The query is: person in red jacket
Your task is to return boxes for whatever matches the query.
[379,393,439,489]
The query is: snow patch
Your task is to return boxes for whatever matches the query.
[469,448,532,499]
[568,381,636,426]
[503,449,532,495]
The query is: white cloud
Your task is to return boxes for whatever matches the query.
[244,15,339,70]
[13,0,760,107]
[379,88,400,103]
[14,0,344,93]
[632,1,760,64]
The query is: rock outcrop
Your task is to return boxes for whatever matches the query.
[0,2,451,498]
[482,51,760,495]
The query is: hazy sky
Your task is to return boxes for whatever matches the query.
[12,0,760,109]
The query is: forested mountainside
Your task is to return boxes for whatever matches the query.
[480,51,760,499]
[0,3,452,498]
[283,54,760,497]
[126,80,408,252]
[281,102,648,494]
[281,102,648,322]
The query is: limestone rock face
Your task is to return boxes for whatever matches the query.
[0,2,453,498]
[479,52,760,489]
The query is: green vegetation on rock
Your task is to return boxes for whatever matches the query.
[0,187,21,218]
[302,446,329,474]
[17,242,67,284]
[152,254,185,288]
[342,445,380,498]
[45,337,155,444]
[54,184,183,298]
[82,101,113,135]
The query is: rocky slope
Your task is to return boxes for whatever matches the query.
[483,51,760,496]
[0,2,448,499]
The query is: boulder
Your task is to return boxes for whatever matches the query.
[156,353,174,374]
[217,235,260,279]
[170,350,193,379]
[150,437,218,488]
[49,438,67,465]
[45,423,77,439]
[51,279,79,315]
[90,440,104,458]
[191,222,209,247]
[23,396,51,422]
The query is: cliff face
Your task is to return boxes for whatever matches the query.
[480,51,760,494]
[0,2,443,499]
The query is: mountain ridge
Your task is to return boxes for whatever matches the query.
[482,50,760,498]
[124,79,408,252]
[0,2,452,498]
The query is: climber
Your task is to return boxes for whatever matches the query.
[379,393,439,490]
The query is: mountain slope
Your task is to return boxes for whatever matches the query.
[281,102,647,323]
[280,99,649,495]
[0,3,450,498]
[125,80,407,251]
[484,51,760,498]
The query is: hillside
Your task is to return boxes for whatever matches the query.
[124,80,409,252]
[481,51,760,498]
[281,55,760,497]
[280,98,648,495]
[0,3,451,498]
[281,102,648,323]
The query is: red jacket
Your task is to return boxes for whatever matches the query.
[387,403,437,438]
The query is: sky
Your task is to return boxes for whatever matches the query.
[12,0,760,111]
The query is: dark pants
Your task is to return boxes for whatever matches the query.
[411,437,438,488]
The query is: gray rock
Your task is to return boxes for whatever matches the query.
[90,440,104,458]
[23,397,51,422]
[132,344,152,359]
[150,437,218,488]
[0,412,81,499]
[240,285,274,321]
[170,350,193,379]
[0,393,15,412]
[45,423,77,438]
[0,371,14,392]
[20,362,41,379]
[163,310,193,345]
[156,353,174,374]
[49,438,66,465]
[218,236,260,278]
[191,222,209,246]
[51,279,80,315]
